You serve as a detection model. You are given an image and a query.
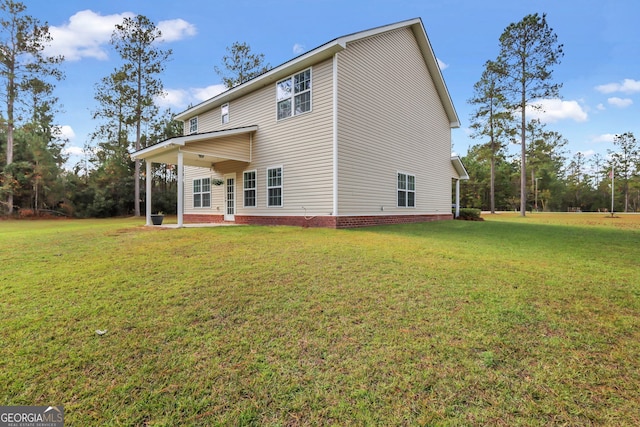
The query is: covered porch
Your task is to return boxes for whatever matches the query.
[451,156,469,217]
[131,126,258,227]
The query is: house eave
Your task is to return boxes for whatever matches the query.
[175,18,460,129]
[130,125,258,161]
[174,42,346,121]
[451,155,469,180]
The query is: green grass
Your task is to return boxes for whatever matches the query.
[1,213,639,425]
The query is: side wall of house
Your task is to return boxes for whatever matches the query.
[336,27,453,217]
[184,58,335,218]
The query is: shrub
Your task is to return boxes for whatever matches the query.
[455,208,482,221]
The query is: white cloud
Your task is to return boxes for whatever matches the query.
[192,84,227,102]
[64,145,85,156]
[592,133,616,143]
[47,11,196,61]
[526,99,588,123]
[46,10,135,61]
[157,18,197,42]
[596,103,606,111]
[595,78,640,94]
[52,124,76,141]
[437,58,448,70]
[293,43,305,55]
[607,97,633,108]
[156,84,227,109]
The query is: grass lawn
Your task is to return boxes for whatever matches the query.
[1,213,639,425]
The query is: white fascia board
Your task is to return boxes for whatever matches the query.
[409,21,460,129]
[451,156,469,180]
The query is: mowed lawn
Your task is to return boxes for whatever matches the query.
[1,213,639,426]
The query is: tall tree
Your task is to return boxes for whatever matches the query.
[495,13,563,216]
[468,60,513,213]
[214,41,270,88]
[526,120,567,211]
[0,0,63,214]
[608,132,638,212]
[111,15,171,216]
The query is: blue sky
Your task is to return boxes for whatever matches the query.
[30,0,640,169]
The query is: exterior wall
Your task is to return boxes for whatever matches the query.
[336,27,453,217]
[183,59,335,218]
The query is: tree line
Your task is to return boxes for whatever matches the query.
[0,1,267,218]
[0,4,637,217]
[463,13,638,213]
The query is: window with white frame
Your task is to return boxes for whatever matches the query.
[193,177,211,208]
[189,117,198,134]
[397,172,415,207]
[267,167,283,207]
[243,170,256,207]
[221,103,229,124]
[276,68,311,120]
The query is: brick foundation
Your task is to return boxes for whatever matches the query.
[234,214,452,228]
[184,213,452,228]
[184,214,225,224]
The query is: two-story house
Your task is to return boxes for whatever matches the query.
[132,18,468,228]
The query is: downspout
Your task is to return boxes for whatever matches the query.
[332,52,339,217]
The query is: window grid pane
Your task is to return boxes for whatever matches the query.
[277,69,311,119]
[267,168,282,207]
[244,171,256,207]
[294,92,311,114]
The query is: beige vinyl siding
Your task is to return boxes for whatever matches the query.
[184,166,224,214]
[186,134,252,162]
[337,27,453,215]
[182,59,334,216]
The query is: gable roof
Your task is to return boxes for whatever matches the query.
[175,18,460,128]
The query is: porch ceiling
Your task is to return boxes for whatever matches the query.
[131,125,258,167]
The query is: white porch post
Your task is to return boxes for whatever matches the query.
[177,150,184,227]
[145,160,152,225]
[455,178,461,218]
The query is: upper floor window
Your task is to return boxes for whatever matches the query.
[276,68,311,120]
[397,172,415,208]
[221,103,229,124]
[193,177,211,208]
[189,117,198,134]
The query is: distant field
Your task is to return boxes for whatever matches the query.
[1,214,639,425]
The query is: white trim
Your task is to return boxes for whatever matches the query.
[332,53,339,216]
[396,171,416,208]
[145,160,152,225]
[177,151,184,227]
[221,103,229,124]
[189,116,198,134]
[455,179,461,218]
[242,169,257,208]
[276,67,312,121]
[192,177,212,209]
[224,173,236,221]
[266,165,283,207]
[451,156,469,180]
